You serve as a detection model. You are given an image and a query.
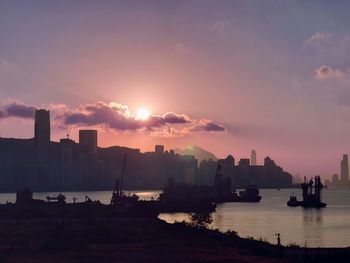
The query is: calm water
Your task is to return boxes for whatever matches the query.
[1,189,350,248]
[160,188,350,248]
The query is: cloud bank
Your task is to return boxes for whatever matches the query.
[0,100,226,137]
[0,101,36,119]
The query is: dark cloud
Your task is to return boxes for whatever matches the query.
[57,102,192,131]
[0,100,226,137]
[147,112,190,128]
[0,102,36,119]
[190,120,226,132]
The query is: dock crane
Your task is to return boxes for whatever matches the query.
[110,153,128,205]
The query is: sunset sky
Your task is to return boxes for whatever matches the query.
[1,1,350,177]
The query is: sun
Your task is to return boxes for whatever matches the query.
[136,108,151,120]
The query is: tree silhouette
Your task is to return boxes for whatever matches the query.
[190,212,213,228]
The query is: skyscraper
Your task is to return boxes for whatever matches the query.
[79,130,98,156]
[155,145,164,154]
[34,109,50,145]
[340,154,349,183]
[251,149,257,165]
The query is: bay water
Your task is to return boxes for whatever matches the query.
[1,188,349,248]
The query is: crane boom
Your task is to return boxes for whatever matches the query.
[111,153,127,205]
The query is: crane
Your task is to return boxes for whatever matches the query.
[66,127,72,139]
[111,153,127,205]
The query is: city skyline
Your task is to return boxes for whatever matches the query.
[1,1,350,177]
[4,105,350,183]
[0,108,292,191]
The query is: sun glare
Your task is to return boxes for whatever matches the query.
[136,108,151,120]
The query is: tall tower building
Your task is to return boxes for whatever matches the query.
[340,154,349,183]
[155,145,164,154]
[79,130,98,156]
[34,109,50,145]
[251,149,257,165]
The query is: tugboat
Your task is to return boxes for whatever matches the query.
[287,176,326,208]
[215,165,262,203]
[287,195,300,207]
[237,185,262,202]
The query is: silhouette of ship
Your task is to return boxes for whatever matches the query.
[287,176,327,208]
[110,154,214,213]
[158,181,217,213]
[158,165,262,207]
[214,165,262,203]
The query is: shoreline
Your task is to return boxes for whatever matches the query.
[0,216,348,262]
[0,186,302,194]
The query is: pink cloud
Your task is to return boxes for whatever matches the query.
[0,100,226,138]
[304,31,330,47]
[314,65,346,80]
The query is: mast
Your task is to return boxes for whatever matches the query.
[119,153,127,196]
[111,153,127,204]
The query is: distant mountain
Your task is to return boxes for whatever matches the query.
[174,146,218,163]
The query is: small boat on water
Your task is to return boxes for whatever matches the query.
[287,195,300,207]
[237,185,262,202]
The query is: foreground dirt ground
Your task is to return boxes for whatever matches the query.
[0,218,295,263]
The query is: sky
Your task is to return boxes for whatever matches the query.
[1,0,350,178]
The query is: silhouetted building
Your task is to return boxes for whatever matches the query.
[198,155,292,188]
[340,154,349,183]
[239,159,250,166]
[251,150,257,165]
[34,109,50,145]
[79,130,97,156]
[155,145,164,154]
[332,173,340,185]
[60,138,75,166]
[0,107,293,191]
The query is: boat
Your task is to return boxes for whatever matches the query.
[214,165,261,203]
[158,164,262,208]
[158,182,216,213]
[109,154,160,215]
[287,195,301,207]
[287,176,327,208]
[236,185,262,202]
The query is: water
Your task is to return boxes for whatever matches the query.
[160,188,350,248]
[1,189,350,247]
